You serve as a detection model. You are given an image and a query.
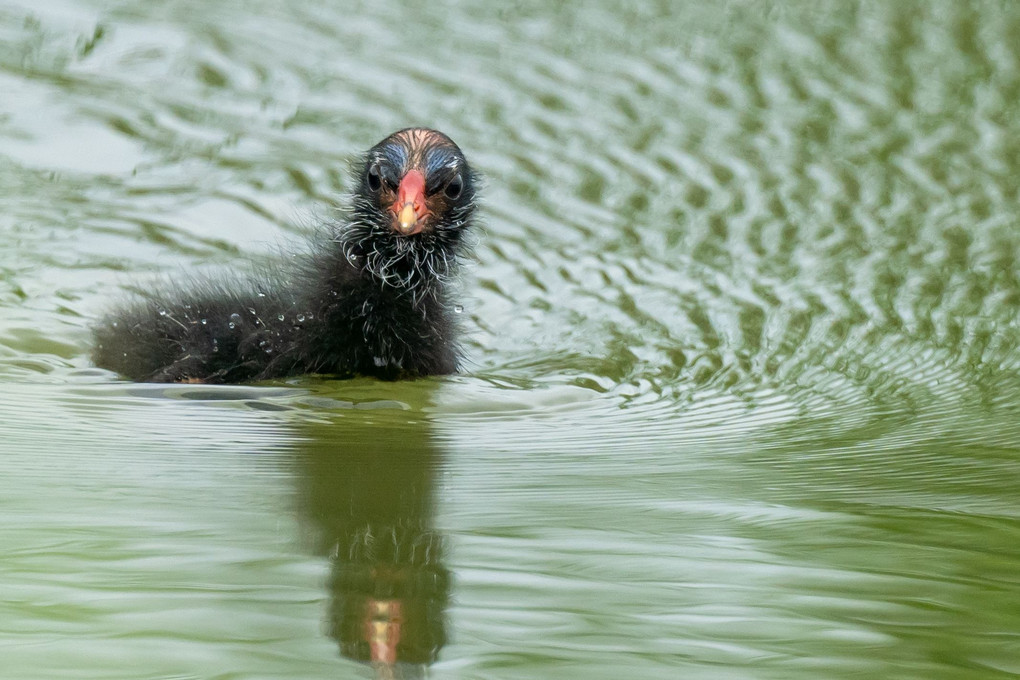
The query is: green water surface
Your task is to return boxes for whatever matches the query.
[2,1,1020,678]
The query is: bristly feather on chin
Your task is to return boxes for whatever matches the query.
[92,128,481,384]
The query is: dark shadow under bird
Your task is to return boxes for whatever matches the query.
[93,128,480,384]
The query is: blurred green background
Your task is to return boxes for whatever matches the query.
[2,1,1020,678]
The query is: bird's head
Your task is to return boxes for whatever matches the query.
[344,128,479,290]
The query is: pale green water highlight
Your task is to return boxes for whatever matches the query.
[2,1,1020,678]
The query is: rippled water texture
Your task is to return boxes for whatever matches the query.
[2,1,1020,678]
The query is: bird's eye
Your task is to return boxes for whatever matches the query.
[445,174,463,199]
[367,164,382,192]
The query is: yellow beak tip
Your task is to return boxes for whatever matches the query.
[398,203,417,231]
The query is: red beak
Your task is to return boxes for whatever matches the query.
[393,169,429,235]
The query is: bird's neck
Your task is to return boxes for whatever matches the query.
[339,238,456,308]
[311,241,458,376]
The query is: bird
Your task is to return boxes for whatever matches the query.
[92,128,480,384]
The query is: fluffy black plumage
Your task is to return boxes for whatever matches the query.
[93,128,479,383]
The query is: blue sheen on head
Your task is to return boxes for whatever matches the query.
[382,143,408,168]
[424,147,459,176]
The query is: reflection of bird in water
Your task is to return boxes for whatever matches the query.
[295,408,450,679]
[93,128,479,383]
[333,524,447,679]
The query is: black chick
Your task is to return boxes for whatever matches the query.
[93,128,479,383]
